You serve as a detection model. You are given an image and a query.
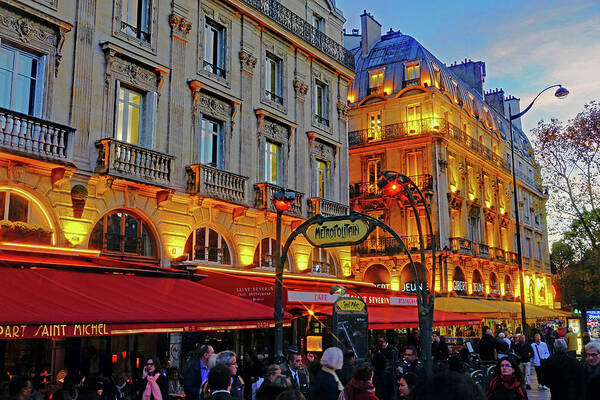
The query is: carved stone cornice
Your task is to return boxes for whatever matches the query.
[239,49,257,75]
[336,101,349,122]
[447,191,464,210]
[168,13,192,36]
[293,78,308,101]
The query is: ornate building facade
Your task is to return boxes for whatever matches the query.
[0,0,354,276]
[345,12,554,319]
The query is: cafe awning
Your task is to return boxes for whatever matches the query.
[0,266,289,339]
[435,296,572,320]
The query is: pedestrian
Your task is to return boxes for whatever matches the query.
[409,371,485,400]
[580,341,600,400]
[485,356,528,400]
[339,363,378,400]
[141,357,168,400]
[530,333,550,390]
[274,390,305,400]
[255,375,290,400]
[564,328,577,358]
[377,337,393,362]
[513,334,533,389]
[184,345,214,400]
[337,350,356,387]
[398,346,424,384]
[432,331,449,371]
[252,364,280,400]
[282,352,309,399]
[371,353,393,400]
[395,373,416,400]
[215,352,244,400]
[478,327,500,362]
[538,339,578,400]
[308,347,343,400]
[205,365,231,400]
[167,368,185,399]
[8,376,33,400]
[496,333,511,359]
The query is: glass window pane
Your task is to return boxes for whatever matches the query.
[8,193,28,222]
[127,103,140,144]
[124,214,139,253]
[14,76,34,115]
[140,223,155,257]
[0,70,12,109]
[0,192,5,219]
[0,47,14,70]
[106,213,122,251]
[89,218,104,250]
[208,229,218,262]
[17,54,37,78]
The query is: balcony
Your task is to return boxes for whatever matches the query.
[307,197,348,218]
[367,86,386,96]
[450,237,473,255]
[95,139,175,186]
[508,251,518,265]
[186,164,248,205]
[491,247,505,262]
[353,234,432,256]
[0,107,75,163]
[239,0,355,71]
[350,174,433,200]
[402,78,421,88]
[478,243,490,259]
[446,122,510,172]
[254,182,304,217]
[349,117,445,146]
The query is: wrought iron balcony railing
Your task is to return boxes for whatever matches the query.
[239,0,355,71]
[186,164,248,205]
[352,234,433,256]
[402,78,421,88]
[349,174,433,200]
[307,197,348,218]
[367,86,385,96]
[348,117,445,146]
[95,139,175,186]
[491,247,506,262]
[121,21,150,42]
[254,182,304,217]
[0,107,75,163]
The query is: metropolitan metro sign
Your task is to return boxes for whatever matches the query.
[303,216,372,247]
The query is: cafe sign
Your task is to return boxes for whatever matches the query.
[304,216,373,247]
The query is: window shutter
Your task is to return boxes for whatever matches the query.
[142,91,158,149]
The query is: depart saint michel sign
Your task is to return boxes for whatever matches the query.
[303,216,372,247]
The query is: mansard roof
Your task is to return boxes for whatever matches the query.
[347,30,533,159]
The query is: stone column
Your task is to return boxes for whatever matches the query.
[169,333,182,369]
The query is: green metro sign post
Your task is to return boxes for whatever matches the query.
[273,210,436,377]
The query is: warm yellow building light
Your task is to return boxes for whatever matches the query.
[391,277,400,291]
[296,253,309,272]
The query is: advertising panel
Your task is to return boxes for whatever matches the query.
[586,310,600,341]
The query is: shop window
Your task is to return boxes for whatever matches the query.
[504,275,514,297]
[400,263,428,292]
[0,42,44,117]
[204,18,226,78]
[472,269,484,295]
[253,238,290,270]
[310,248,336,275]
[89,210,156,258]
[184,227,231,265]
[452,267,467,294]
[0,191,29,222]
[490,272,499,296]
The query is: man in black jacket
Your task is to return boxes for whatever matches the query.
[538,339,579,400]
[580,341,600,400]
[282,353,309,399]
[477,327,500,362]
[184,345,214,400]
[206,365,232,400]
[514,334,534,389]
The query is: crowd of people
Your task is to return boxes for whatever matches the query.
[2,325,600,400]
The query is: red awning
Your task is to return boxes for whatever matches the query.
[0,267,289,339]
[300,304,480,329]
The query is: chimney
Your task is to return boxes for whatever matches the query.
[360,10,381,57]
[448,60,486,97]
[505,95,522,130]
[484,88,505,115]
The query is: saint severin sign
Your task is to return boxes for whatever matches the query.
[303,214,373,247]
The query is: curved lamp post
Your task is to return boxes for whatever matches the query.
[273,190,295,362]
[509,84,568,335]
[378,171,436,378]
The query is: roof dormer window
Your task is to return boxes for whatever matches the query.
[403,63,420,88]
[368,69,385,95]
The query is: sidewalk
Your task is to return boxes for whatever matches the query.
[526,367,551,400]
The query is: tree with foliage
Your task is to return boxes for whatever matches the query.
[532,101,600,252]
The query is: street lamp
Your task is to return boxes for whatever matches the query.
[378,171,436,378]
[508,84,569,335]
[273,190,295,363]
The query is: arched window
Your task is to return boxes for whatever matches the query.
[504,275,514,297]
[490,273,499,296]
[0,191,29,222]
[363,264,390,289]
[400,263,429,292]
[310,248,336,275]
[528,280,535,304]
[539,282,546,299]
[253,238,290,270]
[452,267,467,294]
[184,227,231,264]
[472,270,484,295]
[89,210,156,258]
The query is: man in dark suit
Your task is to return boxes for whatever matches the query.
[206,365,232,400]
[184,345,214,400]
[282,353,309,398]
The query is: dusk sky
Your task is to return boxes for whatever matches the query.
[337,0,600,135]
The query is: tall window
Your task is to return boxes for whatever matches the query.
[368,71,384,94]
[367,158,381,193]
[405,63,420,81]
[264,140,281,184]
[0,191,29,222]
[200,117,223,167]
[265,53,282,104]
[121,0,151,42]
[468,214,480,243]
[406,152,422,185]
[204,19,226,78]
[406,104,421,133]
[0,44,43,116]
[314,80,328,125]
[89,210,156,258]
[316,159,329,198]
[310,248,336,275]
[313,14,325,32]
[184,227,231,264]
[368,112,381,141]
[253,238,289,269]
[116,86,144,144]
